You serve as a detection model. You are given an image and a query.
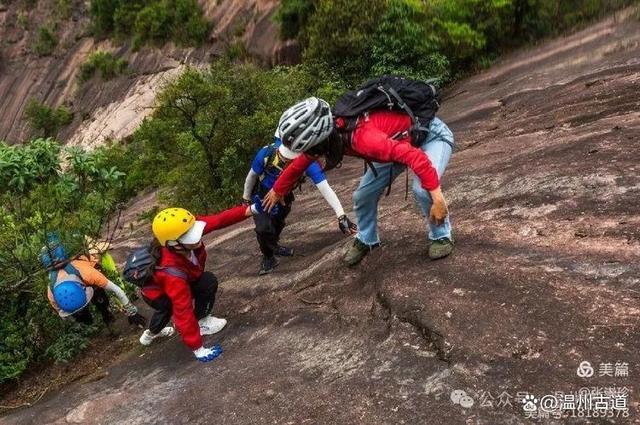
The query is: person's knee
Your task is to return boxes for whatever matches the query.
[201,272,219,294]
[412,181,431,204]
[352,188,363,206]
[255,217,276,235]
[353,186,377,209]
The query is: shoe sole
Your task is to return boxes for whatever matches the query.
[344,255,366,267]
[200,328,225,336]
[428,249,453,261]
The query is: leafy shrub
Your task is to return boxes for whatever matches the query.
[275,0,315,40]
[89,0,120,37]
[79,51,128,82]
[33,25,58,56]
[90,0,209,48]
[0,138,125,383]
[304,0,385,84]
[55,0,72,20]
[17,13,29,30]
[44,322,96,363]
[371,0,450,83]
[24,99,73,138]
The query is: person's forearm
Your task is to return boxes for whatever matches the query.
[104,280,130,306]
[200,205,250,233]
[243,170,259,200]
[273,154,314,195]
[429,186,444,201]
[315,180,345,217]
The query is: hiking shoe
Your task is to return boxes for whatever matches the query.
[343,239,377,267]
[198,316,227,335]
[139,327,175,346]
[428,238,454,260]
[275,245,294,257]
[259,256,279,275]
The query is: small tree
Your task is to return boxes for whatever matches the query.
[79,51,128,82]
[24,99,73,138]
[127,61,331,212]
[33,25,58,56]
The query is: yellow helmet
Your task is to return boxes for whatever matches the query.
[152,208,196,246]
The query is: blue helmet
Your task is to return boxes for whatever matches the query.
[52,280,87,313]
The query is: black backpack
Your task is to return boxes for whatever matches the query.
[122,244,187,288]
[334,75,440,147]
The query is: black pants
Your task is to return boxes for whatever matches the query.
[142,272,219,335]
[253,203,292,258]
[72,287,114,325]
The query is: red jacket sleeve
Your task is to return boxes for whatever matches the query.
[159,272,202,350]
[272,153,314,196]
[198,205,248,235]
[352,125,440,191]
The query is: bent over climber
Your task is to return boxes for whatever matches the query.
[42,233,146,328]
[263,88,454,266]
[243,131,356,275]
[140,205,251,362]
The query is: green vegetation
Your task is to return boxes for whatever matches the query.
[21,0,38,8]
[32,24,58,56]
[55,0,72,20]
[17,13,29,30]
[111,61,344,212]
[90,0,209,48]
[283,0,635,83]
[274,0,316,40]
[79,51,128,82]
[24,99,73,138]
[0,138,125,382]
[371,0,450,82]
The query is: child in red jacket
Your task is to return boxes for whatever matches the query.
[140,206,251,362]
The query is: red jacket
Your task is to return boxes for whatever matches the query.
[142,205,248,350]
[273,111,440,195]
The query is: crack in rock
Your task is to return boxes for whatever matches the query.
[374,289,453,365]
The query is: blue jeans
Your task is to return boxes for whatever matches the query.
[353,117,454,246]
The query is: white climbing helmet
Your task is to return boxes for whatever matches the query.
[277,97,333,153]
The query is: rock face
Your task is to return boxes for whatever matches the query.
[0,0,292,146]
[3,7,640,425]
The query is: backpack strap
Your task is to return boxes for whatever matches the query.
[155,266,188,280]
[386,85,431,147]
[363,160,378,178]
[386,86,416,123]
[48,262,83,289]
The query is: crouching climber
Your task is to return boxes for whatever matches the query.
[42,233,146,328]
[137,205,251,362]
[243,129,356,275]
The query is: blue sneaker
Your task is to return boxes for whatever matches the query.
[275,245,294,257]
[259,256,279,275]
